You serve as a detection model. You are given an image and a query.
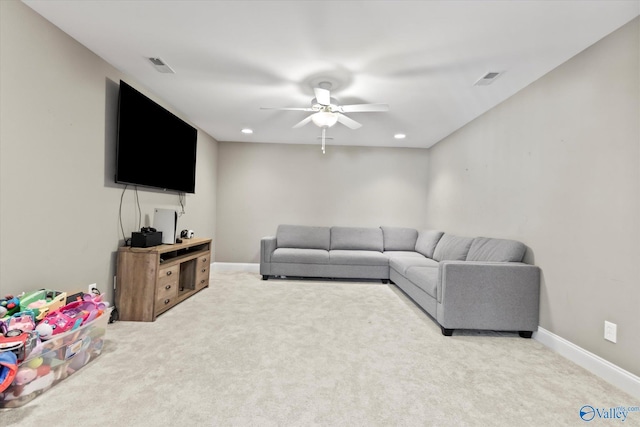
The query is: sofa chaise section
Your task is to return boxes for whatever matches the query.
[435,260,540,337]
[389,233,540,337]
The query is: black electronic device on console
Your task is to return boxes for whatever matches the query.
[131,227,162,248]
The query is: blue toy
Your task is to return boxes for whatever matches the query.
[0,352,18,393]
[0,295,20,318]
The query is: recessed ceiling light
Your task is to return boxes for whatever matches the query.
[394,133,406,139]
[241,128,253,134]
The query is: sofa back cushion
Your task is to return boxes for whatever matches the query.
[432,233,474,261]
[330,227,384,252]
[381,226,418,251]
[466,237,526,262]
[277,224,330,250]
[414,230,444,259]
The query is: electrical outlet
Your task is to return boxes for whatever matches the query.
[87,283,99,295]
[604,321,617,343]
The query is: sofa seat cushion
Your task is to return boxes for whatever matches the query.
[330,227,384,252]
[329,250,388,266]
[385,251,425,259]
[271,248,329,264]
[405,266,439,299]
[277,225,330,250]
[389,256,439,275]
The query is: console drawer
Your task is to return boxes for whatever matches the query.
[155,295,176,315]
[158,265,179,284]
[156,280,178,302]
[195,255,210,290]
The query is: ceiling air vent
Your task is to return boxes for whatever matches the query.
[148,57,175,74]
[474,71,502,86]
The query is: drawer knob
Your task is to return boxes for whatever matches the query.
[164,299,170,305]
[201,269,206,273]
[202,258,207,263]
[166,271,172,276]
[200,279,206,284]
[165,284,171,290]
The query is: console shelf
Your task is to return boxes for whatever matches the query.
[116,237,212,321]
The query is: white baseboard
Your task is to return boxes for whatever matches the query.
[534,327,640,399]
[212,262,259,273]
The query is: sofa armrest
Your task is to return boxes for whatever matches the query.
[260,236,277,276]
[437,261,540,331]
[261,236,277,263]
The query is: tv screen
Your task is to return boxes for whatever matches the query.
[115,81,197,193]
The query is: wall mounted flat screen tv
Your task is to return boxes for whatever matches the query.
[116,80,197,193]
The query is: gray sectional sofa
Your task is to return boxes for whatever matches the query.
[260,225,540,337]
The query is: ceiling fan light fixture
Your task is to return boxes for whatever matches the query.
[311,111,338,128]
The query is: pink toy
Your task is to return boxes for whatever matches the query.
[13,367,37,386]
[82,292,109,307]
[7,311,36,332]
[2,371,54,401]
[23,372,55,394]
[37,311,83,338]
[27,300,46,309]
[38,299,106,338]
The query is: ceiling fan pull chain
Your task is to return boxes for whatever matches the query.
[322,127,326,154]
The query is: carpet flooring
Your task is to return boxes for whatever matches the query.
[2,271,639,426]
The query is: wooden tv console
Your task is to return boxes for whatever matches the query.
[116,237,211,321]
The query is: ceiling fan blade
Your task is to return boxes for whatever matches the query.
[292,114,314,129]
[314,87,331,106]
[336,113,362,130]
[260,107,314,111]
[340,103,389,113]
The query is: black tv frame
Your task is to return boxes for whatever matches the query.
[115,81,197,194]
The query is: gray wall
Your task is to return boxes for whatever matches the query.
[216,142,430,262]
[425,18,639,376]
[0,1,218,303]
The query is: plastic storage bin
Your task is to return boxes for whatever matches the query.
[0,309,110,408]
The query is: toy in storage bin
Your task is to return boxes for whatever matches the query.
[18,290,67,321]
[0,307,110,408]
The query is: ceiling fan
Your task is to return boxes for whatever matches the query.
[261,82,389,153]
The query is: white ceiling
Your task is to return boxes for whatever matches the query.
[23,0,639,149]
